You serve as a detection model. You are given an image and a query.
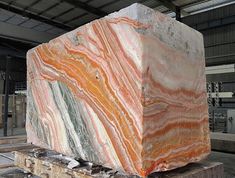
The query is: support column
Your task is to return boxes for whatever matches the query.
[3,56,10,136]
[176,6,181,21]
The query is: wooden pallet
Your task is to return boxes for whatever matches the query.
[14,148,114,178]
[0,152,37,178]
[0,141,36,178]
[14,147,224,178]
[0,135,26,145]
[0,143,35,153]
[0,152,14,169]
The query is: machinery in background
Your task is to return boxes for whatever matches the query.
[206,64,235,133]
[0,81,26,135]
[0,94,26,135]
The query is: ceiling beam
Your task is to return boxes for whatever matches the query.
[0,2,72,31]
[157,0,189,16]
[187,1,235,15]
[0,21,58,44]
[181,0,211,9]
[63,0,108,17]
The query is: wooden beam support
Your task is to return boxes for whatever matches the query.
[14,148,224,178]
[0,163,14,169]
[0,135,26,145]
[15,149,92,178]
[0,143,35,153]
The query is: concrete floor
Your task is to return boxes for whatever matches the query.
[206,151,235,178]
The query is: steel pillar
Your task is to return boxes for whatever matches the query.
[3,56,10,136]
[176,6,181,21]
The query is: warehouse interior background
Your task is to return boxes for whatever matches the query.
[0,0,235,177]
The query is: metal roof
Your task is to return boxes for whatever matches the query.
[0,0,234,36]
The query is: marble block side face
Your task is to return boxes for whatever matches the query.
[26,3,210,177]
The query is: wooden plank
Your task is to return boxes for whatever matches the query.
[0,167,39,178]
[14,148,224,178]
[0,152,15,160]
[0,143,35,153]
[15,149,92,178]
[0,163,14,169]
[0,152,14,170]
[0,135,26,144]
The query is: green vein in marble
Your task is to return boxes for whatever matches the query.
[49,81,99,162]
[27,86,51,146]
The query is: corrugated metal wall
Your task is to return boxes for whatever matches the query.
[182,3,235,66]
[183,4,235,126]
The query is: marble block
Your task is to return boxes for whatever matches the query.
[26,3,210,177]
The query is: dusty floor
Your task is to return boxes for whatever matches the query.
[206,151,235,178]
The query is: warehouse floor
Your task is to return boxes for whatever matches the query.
[207,151,235,178]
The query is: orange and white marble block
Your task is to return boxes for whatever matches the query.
[26,3,210,177]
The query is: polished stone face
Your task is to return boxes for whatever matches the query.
[26,3,210,177]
